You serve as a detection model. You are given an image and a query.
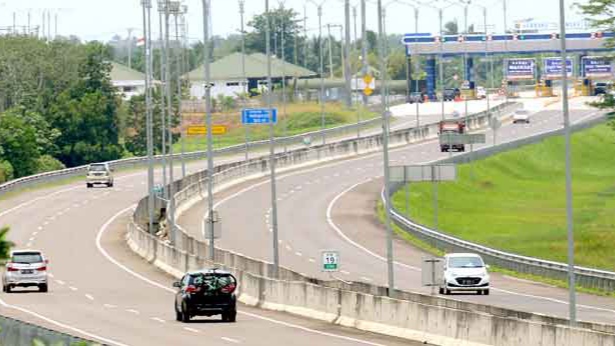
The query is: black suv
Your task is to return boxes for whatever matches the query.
[442,88,459,101]
[174,269,237,323]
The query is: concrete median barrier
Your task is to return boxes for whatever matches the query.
[0,314,100,346]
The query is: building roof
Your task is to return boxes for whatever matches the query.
[110,62,146,81]
[184,52,318,81]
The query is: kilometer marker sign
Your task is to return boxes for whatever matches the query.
[321,250,340,272]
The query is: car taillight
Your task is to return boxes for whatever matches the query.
[7,265,19,272]
[37,266,47,271]
[185,285,198,293]
[221,284,236,294]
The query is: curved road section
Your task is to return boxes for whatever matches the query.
[178,96,615,324]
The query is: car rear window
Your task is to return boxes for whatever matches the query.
[12,253,43,264]
[189,274,236,291]
[89,165,107,172]
[449,256,484,268]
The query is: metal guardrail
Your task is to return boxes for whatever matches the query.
[387,115,615,292]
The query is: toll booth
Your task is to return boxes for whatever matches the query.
[535,79,554,97]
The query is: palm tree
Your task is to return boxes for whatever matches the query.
[0,227,14,261]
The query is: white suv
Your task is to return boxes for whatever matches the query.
[440,253,490,295]
[2,250,49,293]
[86,163,114,188]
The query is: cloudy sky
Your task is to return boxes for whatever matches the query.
[0,0,591,43]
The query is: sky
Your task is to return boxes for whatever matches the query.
[0,0,592,44]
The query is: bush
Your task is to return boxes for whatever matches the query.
[286,112,346,131]
[0,160,14,183]
[35,155,66,174]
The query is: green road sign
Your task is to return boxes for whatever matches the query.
[321,250,340,272]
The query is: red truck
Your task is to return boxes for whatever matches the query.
[439,120,466,152]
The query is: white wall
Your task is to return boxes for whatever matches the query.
[113,80,146,100]
[189,80,247,99]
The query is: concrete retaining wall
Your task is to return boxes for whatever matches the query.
[0,314,99,346]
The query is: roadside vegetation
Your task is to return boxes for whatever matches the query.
[0,227,14,261]
[391,124,615,272]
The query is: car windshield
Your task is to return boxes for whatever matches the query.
[12,253,43,264]
[190,274,236,292]
[515,110,529,115]
[89,165,107,172]
[449,256,484,268]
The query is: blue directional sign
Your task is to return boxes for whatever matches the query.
[506,59,536,80]
[543,57,573,79]
[241,108,278,125]
[583,56,613,79]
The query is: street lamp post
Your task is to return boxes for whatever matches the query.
[141,0,155,234]
[343,0,352,108]
[239,0,250,161]
[170,2,186,180]
[307,0,327,145]
[164,0,177,246]
[157,0,168,200]
[278,0,289,152]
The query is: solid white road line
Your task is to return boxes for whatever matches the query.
[221,336,241,343]
[183,327,199,333]
[0,298,130,346]
[96,206,389,345]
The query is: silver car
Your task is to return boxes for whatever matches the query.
[2,250,49,293]
[86,163,114,188]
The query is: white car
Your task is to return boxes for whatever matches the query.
[2,250,49,293]
[476,86,487,99]
[512,109,531,124]
[440,253,490,295]
[86,163,114,188]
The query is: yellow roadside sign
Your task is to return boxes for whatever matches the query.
[363,74,373,85]
[187,125,227,136]
[363,87,374,96]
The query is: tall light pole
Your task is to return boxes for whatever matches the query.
[202,0,216,261]
[377,0,395,298]
[164,0,177,246]
[558,0,576,326]
[360,0,368,108]
[278,0,289,152]
[266,0,281,278]
[171,3,186,179]
[157,0,168,199]
[307,0,327,145]
[327,24,334,79]
[141,0,155,234]
[239,0,250,161]
[343,0,352,108]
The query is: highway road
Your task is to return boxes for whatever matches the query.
[0,99,490,345]
[178,96,615,325]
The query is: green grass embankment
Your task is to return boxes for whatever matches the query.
[392,124,615,272]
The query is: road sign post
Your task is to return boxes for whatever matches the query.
[321,250,340,272]
[187,125,227,136]
[390,164,457,231]
[421,257,444,295]
[242,108,278,125]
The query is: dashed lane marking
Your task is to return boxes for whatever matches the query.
[85,294,94,301]
[221,337,241,343]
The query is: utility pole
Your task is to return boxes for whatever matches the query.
[279,1,289,152]
[47,11,51,40]
[141,0,155,234]
[343,0,352,108]
[13,12,16,34]
[27,12,31,35]
[164,1,177,246]
[128,28,134,69]
[172,5,186,179]
[558,0,577,326]
[266,0,281,278]
[439,9,445,121]
[54,13,58,39]
[42,11,46,40]
[327,24,334,79]
[239,0,249,161]
[158,1,168,199]
[308,1,326,144]
[377,0,395,298]
[361,0,368,107]
[202,0,216,261]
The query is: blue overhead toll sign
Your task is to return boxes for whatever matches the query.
[544,57,573,79]
[506,59,535,80]
[241,108,278,125]
[583,56,613,79]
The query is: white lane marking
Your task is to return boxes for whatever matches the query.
[184,327,200,333]
[0,298,130,346]
[37,226,43,231]
[73,203,81,208]
[32,232,38,236]
[326,178,420,273]
[104,304,117,309]
[0,186,80,219]
[126,309,140,315]
[97,206,388,346]
[28,237,34,242]
[221,336,241,343]
[308,258,315,263]
[69,286,78,291]
[47,273,54,278]
[85,294,95,301]
[43,221,49,225]
[55,280,65,286]
[26,242,32,248]
[285,245,292,251]
[150,317,166,323]
[295,252,303,257]
[360,277,373,282]
[341,270,351,275]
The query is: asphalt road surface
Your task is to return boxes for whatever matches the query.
[178,96,615,325]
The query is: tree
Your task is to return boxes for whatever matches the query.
[578,0,615,48]
[0,227,13,261]
[444,21,459,35]
[245,7,303,61]
[0,110,40,177]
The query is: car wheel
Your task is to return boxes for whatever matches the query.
[181,303,190,323]
[438,287,444,295]
[2,285,6,293]
[5,285,11,293]
[484,289,490,296]
[175,303,182,322]
[39,284,48,293]
[86,183,92,188]
[228,310,237,323]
